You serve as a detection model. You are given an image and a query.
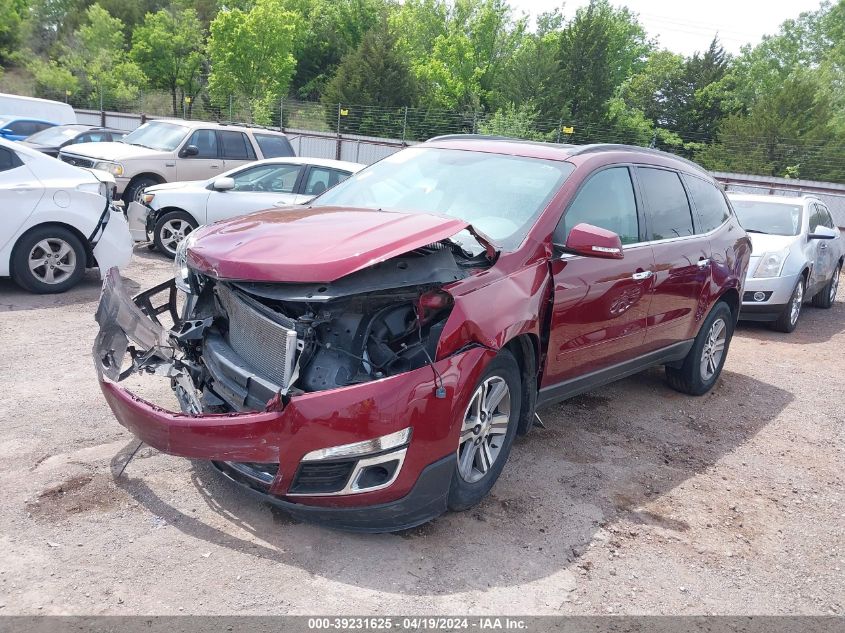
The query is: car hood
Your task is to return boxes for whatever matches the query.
[18,141,57,152]
[187,206,471,283]
[147,180,205,193]
[60,141,165,161]
[747,232,798,255]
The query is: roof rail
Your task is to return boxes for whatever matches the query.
[568,143,707,174]
[426,133,576,149]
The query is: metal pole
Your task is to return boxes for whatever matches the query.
[556,119,562,143]
[356,140,361,163]
[471,109,477,134]
[280,97,284,132]
[335,104,342,160]
[229,95,233,122]
[402,106,408,143]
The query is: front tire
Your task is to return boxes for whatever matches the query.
[153,210,198,259]
[123,176,160,205]
[11,226,86,294]
[772,277,804,332]
[666,301,734,396]
[812,265,840,309]
[448,349,521,511]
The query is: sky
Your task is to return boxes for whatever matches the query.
[509,0,825,56]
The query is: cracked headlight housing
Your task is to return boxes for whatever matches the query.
[753,248,789,278]
[174,232,197,293]
[93,161,124,177]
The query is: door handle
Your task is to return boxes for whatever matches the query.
[632,270,653,281]
[697,258,710,267]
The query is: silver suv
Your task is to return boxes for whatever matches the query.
[58,119,294,203]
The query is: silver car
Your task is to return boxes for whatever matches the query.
[729,193,843,332]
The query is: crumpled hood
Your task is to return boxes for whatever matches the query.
[60,141,165,161]
[187,206,470,283]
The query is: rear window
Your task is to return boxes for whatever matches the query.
[638,167,694,240]
[219,131,256,160]
[254,133,294,158]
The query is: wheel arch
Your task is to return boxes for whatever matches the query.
[10,221,93,276]
[124,172,166,201]
[503,333,540,435]
[717,287,740,324]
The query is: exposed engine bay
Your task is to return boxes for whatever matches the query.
[95,238,490,416]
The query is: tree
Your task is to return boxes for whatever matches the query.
[286,0,388,100]
[549,0,652,130]
[478,102,549,140]
[207,0,300,124]
[29,4,145,107]
[0,0,26,63]
[132,7,206,117]
[321,19,418,136]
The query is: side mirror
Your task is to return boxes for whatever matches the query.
[212,176,235,191]
[180,144,199,157]
[809,226,837,240]
[559,222,624,259]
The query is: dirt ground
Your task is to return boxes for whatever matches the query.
[0,247,843,616]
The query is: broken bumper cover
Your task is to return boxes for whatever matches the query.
[93,269,494,530]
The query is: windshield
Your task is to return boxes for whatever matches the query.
[732,200,803,236]
[122,121,190,151]
[312,147,574,249]
[26,125,86,145]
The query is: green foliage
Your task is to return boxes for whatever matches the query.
[207,0,300,123]
[0,0,25,63]
[321,18,418,136]
[478,102,550,141]
[131,7,206,116]
[30,4,145,106]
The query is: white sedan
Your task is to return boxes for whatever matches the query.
[0,138,132,293]
[127,156,365,257]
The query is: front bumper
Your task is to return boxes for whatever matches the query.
[739,271,801,320]
[126,201,151,242]
[92,269,493,529]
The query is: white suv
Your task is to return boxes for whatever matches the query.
[58,120,294,203]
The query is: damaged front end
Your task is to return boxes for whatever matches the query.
[92,233,496,529]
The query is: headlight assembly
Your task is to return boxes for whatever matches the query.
[93,161,124,177]
[753,248,789,278]
[173,232,198,293]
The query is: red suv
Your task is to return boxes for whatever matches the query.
[93,138,750,531]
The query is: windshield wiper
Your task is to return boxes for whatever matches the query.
[744,229,770,234]
[127,142,154,149]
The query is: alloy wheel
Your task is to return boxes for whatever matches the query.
[27,238,77,285]
[790,279,804,326]
[160,219,193,255]
[699,317,727,382]
[457,376,511,483]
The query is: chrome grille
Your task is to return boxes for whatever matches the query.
[59,154,95,168]
[216,285,298,389]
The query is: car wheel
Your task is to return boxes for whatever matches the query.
[811,265,840,309]
[772,277,805,332]
[447,349,521,511]
[666,301,733,396]
[11,226,86,294]
[153,210,197,259]
[123,176,159,205]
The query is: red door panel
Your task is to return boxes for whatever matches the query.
[543,244,655,386]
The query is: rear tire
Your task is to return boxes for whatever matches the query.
[772,277,804,332]
[153,210,198,259]
[811,265,840,309]
[447,350,521,511]
[666,301,733,396]
[11,226,86,294]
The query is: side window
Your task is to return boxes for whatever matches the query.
[304,167,335,196]
[110,132,126,142]
[683,175,730,233]
[9,120,35,136]
[809,204,825,232]
[559,167,640,244]
[333,169,352,185]
[638,167,694,240]
[0,147,22,172]
[218,131,256,160]
[81,131,108,143]
[231,163,301,193]
[821,206,836,230]
[254,133,295,158]
[186,129,218,158]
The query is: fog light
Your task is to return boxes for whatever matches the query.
[753,291,766,302]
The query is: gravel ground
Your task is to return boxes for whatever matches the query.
[0,248,843,615]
